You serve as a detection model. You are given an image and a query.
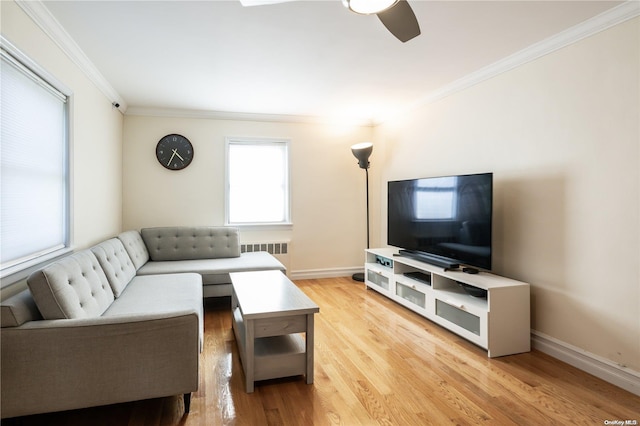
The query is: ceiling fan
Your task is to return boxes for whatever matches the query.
[238,0,421,43]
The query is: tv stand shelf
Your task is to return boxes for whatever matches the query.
[365,248,530,357]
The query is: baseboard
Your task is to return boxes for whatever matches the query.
[531,330,640,396]
[290,267,362,280]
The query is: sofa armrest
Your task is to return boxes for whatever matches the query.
[1,312,199,418]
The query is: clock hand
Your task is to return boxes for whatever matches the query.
[167,151,177,166]
[172,148,185,162]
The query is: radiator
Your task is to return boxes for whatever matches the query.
[240,241,291,276]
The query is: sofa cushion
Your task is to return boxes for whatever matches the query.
[117,230,150,270]
[136,251,286,285]
[27,250,114,320]
[91,238,137,297]
[0,290,42,328]
[141,226,241,261]
[103,273,204,349]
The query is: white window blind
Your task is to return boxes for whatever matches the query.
[1,48,69,275]
[226,138,291,226]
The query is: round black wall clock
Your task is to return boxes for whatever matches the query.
[156,134,194,170]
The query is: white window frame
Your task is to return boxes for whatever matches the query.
[224,137,292,228]
[1,37,72,285]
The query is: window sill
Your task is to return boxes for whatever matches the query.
[0,247,72,289]
[227,222,293,231]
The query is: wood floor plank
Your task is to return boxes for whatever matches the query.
[7,277,640,425]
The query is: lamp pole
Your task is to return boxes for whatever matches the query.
[365,166,369,250]
[350,142,373,282]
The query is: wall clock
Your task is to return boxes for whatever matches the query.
[156,134,194,170]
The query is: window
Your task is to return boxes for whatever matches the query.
[225,137,291,226]
[1,42,70,280]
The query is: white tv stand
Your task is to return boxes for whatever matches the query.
[365,248,530,357]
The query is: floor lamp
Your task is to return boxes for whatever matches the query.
[351,142,373,282]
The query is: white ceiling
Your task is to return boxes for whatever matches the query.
[42,0,623,124]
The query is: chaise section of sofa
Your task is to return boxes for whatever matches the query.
[1,301,200,418]
[1,240,202,419]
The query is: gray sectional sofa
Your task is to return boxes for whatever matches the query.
[0,226,286,419]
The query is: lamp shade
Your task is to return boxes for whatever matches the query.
[351,142,373,169]
[343,0,398,15]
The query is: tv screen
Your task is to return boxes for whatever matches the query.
[387,172,493,270]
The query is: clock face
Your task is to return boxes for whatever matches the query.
[156,134,194,170]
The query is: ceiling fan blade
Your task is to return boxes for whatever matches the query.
[239,0,296,6]
[376,0,421,42]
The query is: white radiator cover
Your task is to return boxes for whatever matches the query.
[240,241,291,276]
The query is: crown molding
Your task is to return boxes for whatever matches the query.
[130,1,639,127]
[388,0,640,124]
[126,106,375,127]
[15,0,127,112]
[17,0,637,125]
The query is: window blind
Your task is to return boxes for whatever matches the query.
[1,49,69,273]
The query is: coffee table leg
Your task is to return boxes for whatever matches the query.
[306,313,314,384]
[245,318,255,393]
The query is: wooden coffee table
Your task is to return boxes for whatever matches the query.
[230,270,320,393]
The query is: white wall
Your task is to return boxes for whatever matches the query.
[375,18,639,372]
[122,114,373,276]
[1,1,123,294]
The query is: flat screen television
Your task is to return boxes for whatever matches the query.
[387,172,493,271]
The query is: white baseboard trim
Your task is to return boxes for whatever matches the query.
[531,330,640,396]
[290,267,362,280]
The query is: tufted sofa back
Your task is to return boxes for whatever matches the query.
[27,251,115,320]
[117,230,150,270]
[141,226,241,261]
[91,238,137,297]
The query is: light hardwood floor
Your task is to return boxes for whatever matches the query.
[8,277,640,425]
